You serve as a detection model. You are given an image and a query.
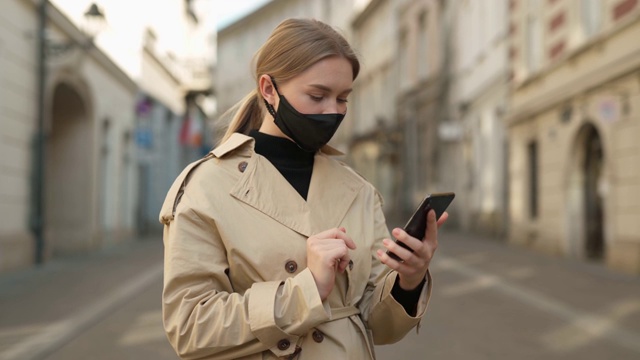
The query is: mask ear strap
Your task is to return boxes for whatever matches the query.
[263,75,279,118]
[263,99,276,118]
[269,76,280,94]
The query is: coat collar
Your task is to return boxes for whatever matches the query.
[211,133,344,158]
[220,133,361,237]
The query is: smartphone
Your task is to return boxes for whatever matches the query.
[386,192,455,261]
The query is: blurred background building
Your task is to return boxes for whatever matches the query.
[214,0,640,275]
[506,0,640,274]
[0,0,214,272]
[2,0,640,276]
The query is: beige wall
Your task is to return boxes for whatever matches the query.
[0,0,38,271]
[0,0,137,272]
[449,0,510,237]
[507,1,640,273]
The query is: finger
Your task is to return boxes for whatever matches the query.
[436,212,449,229]
[425,209,438,245]
[313,227,345,239]
[334,231,357,250]
[313,228,356,249]
[392,228,422,252]
[337,256,350,272]
[382,237,417,263]
[376,249,411,272]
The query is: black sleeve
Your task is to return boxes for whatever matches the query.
[390,276,427,317]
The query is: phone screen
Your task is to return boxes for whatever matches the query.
[386,192,455,261]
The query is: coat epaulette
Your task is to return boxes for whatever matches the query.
[159,153,214,225]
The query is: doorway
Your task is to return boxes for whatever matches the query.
[566,123,605,261]
[45,83,93,256]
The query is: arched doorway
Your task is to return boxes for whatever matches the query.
[45,82,93,256]
[566,123,605,261]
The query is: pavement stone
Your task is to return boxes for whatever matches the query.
[0,237,164,360]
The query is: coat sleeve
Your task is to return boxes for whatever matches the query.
[357,190,433,345]
[162,192,331,360]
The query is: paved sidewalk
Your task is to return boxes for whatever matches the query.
[378,229,640,360]
[0,237,165,360]
[2,229,639,360]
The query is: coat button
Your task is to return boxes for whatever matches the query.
[238,161,248,172]
[348,260,354,270]
[312,330,324,343]
[277,339,290,350]
[285,260,298,273]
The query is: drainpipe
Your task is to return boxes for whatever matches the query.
[30,0,48,265]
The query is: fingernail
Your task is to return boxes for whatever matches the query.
[382,239,390,246]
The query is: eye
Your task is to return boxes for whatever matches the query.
[338,98,349,104]
[309,95,323,102]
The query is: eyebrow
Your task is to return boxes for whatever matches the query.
[308,84,353,94]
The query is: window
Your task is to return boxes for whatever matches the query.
[528,140,539,219]
[526,1,543,73]
[581,0,602,38]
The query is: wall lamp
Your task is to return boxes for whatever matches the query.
[45,2,106,58]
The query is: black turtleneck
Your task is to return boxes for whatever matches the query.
[248,129,424,316]
[249,129,314,200]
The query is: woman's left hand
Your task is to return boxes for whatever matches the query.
[376,210,449,290]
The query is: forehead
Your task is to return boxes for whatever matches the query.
[291,57,353,91]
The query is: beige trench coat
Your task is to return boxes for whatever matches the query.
[160,133,433,360]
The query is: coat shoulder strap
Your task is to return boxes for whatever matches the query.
[159,153,214,225]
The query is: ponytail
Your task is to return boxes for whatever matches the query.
[220,89,265,143]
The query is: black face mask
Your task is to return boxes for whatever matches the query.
[263,77,345,152]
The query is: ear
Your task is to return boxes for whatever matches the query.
[258,74,277,106]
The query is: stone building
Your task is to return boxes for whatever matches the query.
[446,0,510,237]
[0,0,214,272]
[393,0,448,217]
[506,0,640,274]
[0,0,137,271]
[349,0,401,215]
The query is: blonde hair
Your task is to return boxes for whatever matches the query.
[220,18,360,143]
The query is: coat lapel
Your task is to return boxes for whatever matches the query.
[229,148,363,238]
[230,154,315,237]
[306,154,363,233]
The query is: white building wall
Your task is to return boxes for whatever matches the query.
[450,0,510,236]
[0,0,43,270]
[0,0,143,270]
[352,0,397,136]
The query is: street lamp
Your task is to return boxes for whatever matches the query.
[31,1,106,265]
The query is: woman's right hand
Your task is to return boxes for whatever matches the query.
[306,227,357,301]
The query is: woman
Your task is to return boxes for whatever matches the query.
[160,18,448,360]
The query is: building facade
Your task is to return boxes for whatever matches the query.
[0,0,214,273]
[54,0,215,236]
[394,0,448,218]
[447,0,510,237]
[507,0,640,274]
[0,0,137,271]
[349,0,400,215]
